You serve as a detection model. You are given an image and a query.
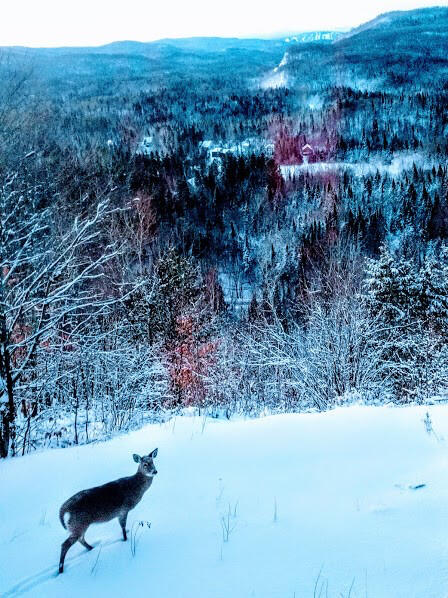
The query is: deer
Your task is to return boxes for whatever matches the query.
[58,448,158,573]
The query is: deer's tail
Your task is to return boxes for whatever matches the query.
[59,502,70,529]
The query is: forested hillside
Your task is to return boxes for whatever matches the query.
[1,6,448,457]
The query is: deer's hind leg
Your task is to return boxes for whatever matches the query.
[59,534,79,573]
[79,532,94,551]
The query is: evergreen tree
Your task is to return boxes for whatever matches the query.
[427,193,448,240]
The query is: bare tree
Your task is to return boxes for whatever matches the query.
[0,173,121,457]
[0,51,35,165]
[236,295,399,412]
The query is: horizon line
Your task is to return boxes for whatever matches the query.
[0,28,352,50]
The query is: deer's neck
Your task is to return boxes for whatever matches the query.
[135,470,153,491]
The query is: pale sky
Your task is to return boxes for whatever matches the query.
[0,0,446,47]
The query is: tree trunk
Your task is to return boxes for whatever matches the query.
[0,334,16,458]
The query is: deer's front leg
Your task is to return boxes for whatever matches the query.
[118,512,128,541]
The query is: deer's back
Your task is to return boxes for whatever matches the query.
[63,474,151,526]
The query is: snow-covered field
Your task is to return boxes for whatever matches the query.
[280,152,430,179]
[1,405,448,597]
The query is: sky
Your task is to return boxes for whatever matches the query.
[0,0,447,47]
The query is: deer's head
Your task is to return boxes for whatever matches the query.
[133,449,158,477]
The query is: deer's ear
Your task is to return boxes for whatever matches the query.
[133,454,141,463]
[151,448,158,458]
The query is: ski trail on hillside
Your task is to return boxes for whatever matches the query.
[1,538,122,597]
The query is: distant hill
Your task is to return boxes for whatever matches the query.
[338,6,448,41]
[281,6,448,89]
[3,37,285,57]
[3,6,448,92]
[0,36,289,92]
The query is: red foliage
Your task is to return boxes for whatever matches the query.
[167,314,218,406]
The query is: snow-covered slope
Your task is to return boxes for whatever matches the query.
[273,51,288,72]
[262,51,289,88]
[261,69,288,89]
[1,405,448,597]
[337,6,448,42]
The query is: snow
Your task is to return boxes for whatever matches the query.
[265,52,289,87]
[307,94,323,111]
[203,139,273,164]
[1,405,448,597]
[261,69,288,89]
[137,136,153,155]
[273,52,288,73]
[280,152,431,179]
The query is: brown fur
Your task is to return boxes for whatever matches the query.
[58,450,158,573]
